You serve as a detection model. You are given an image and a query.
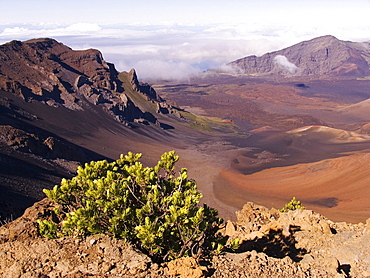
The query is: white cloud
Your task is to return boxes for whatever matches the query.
[122,59,200,81]
[2,27,29,35]
[273,55,298,74]
[213,64,244,75]
[0,23,103,41]
[65,23,101,33]
[1,20,370,80]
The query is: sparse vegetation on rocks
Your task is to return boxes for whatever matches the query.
[37,151,226,262]
[279,197,305,212]
[2,199,370,277]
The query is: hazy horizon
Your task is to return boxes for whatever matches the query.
[1,0,370,80]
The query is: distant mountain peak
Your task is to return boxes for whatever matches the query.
[218,35,370,78]
[310,34,339,41]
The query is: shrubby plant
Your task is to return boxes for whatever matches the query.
[279,197,305,212]
[38,151,226,261]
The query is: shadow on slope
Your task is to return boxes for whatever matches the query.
[230,228,307,263]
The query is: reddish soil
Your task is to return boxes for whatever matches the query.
[4,71,370,224]
[153,76,370,223]
[214,152,370,223]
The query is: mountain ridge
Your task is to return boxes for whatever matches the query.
[0,38,178,128]
[0,38,187,221]
[218,35,370,77]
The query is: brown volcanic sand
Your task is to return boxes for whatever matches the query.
[149,78,370,224]
[214,152,370,223]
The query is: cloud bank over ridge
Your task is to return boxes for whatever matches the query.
[1,20,370,80]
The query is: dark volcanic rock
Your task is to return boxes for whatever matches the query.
[223,35,370,77]
[0,38,183,221]
[127,68,162,102]
[0,38,165,126]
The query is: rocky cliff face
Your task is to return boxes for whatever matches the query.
[1,199,369,277]
[0,38,173,127]
[223,35,370,77]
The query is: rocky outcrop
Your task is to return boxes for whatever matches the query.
[222,35,370,77]
[0,125,86,161]
[127,68,162,102]
[223,202,370,277]
[119,68,182,122]
[0,38,172,127]
[1,199,370,277]
[0,38,110,109]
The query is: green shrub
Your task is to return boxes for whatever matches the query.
[279,197,305,212]
[229,238,241,251]
[38,151,226,262]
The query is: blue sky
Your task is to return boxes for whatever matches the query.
[1,0,370,79]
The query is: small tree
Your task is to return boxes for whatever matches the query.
[279,197,305,212]
[38,151,226,262]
